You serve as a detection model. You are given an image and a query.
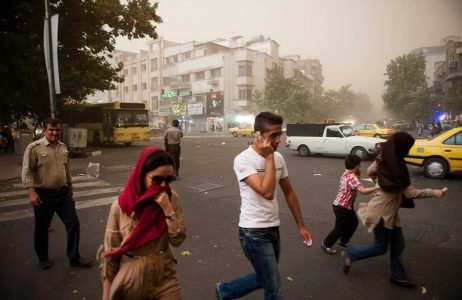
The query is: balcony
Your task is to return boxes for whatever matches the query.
[207,79,220,86]
[170,82,192,90]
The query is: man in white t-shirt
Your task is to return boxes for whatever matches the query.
[216,112,312,300]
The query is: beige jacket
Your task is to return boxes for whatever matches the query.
[357,161,434,232]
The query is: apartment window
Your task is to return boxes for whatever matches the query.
[151,77,158,91]
[131,66,137,74]
[123,69,128,76]
[238,62,252,76]
[183,51,191,60]
[151,96,159,110]
[195,71,205,81]
[150,58,158,71]
[181,74,190,82]
[195,95,205,103]
[173,55,178,63]
[238,87,253,100]
[142,82,147,90]
[211,68,221,78]
[163,77,171,86]
[124,86,129,93]
[132,84,138,92]
[141,64,147,72]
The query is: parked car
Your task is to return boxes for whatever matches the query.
[355,123,395,138]
[285,123,386,160]
[405,127,462,178]
[228,126,254,137]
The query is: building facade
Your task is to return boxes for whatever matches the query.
[411,45,445,87]
[100,35,324,133]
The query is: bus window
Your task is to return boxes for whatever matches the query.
[134,111,149,127]
[115,111,134,127]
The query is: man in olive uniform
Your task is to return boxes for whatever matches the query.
[22,118,92,269]
[164,119,183,178]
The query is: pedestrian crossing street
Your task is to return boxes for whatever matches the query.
[0,175,122,222]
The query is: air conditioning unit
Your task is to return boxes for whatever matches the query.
[448,60,457,68]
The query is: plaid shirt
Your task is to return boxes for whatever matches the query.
[333,170,361,208]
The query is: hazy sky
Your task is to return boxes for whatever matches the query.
[117,0,462,105]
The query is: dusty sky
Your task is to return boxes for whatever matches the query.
[117,0,462,106]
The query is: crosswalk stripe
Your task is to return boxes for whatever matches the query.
[0,181,111,198]
[0,187,123,208]
[0,195,118,222]
[10,175,99,188]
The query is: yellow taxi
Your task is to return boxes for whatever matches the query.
[405,127,462,178]
[228,126,254,137]
[355,123,395,139]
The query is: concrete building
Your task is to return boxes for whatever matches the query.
[100,35,324,133]
[411,45,445,87]
[433,37,462,97]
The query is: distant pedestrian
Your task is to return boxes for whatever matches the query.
[428,123,434,137]
[164,119,183,178]
[216,112,312,300]
[321,155,377,254]
[416,121,423,137]
[342,132,446,288]
[22,118,93,270]
[99,147,186,300]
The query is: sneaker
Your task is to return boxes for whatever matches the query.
[341,251,351,274]
[215,283,223,300]
[38,260,51,270]
[390,278,417,289]
[320,241,337,254]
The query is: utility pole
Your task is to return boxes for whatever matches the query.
[44,0,57,118]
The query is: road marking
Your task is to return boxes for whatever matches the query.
[0,195,117,222]
[11,175,97,188]
[0,181,111,198]
[0,187,123,208]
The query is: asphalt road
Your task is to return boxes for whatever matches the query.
[0,135,461,300]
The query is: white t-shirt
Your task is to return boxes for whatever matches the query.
[233,146,288,228]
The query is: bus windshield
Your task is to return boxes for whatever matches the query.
[113,110,149,127]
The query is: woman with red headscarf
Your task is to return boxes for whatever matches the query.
[99,147,186,300]
[342,132,446,288]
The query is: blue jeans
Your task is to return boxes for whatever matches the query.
[217,227,283,300]
[346,218,407,280]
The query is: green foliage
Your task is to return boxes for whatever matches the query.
[0,0,161,124]
[308,85,373,122]
[382,53,431,120]
[253,66,311,123]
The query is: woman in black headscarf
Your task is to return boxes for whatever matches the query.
[342,132,446,288]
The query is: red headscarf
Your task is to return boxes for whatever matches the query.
[107,147,171,257]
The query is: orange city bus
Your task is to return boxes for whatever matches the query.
[72,102,150,145]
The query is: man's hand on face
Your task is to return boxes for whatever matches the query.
[254,131,274,157]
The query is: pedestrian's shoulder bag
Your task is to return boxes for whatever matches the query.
[400,196,415,209]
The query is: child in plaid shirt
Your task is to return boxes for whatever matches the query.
[321,155,378,254]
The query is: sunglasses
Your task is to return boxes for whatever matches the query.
[148,174,175,185]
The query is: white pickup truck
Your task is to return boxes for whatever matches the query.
[285,123,386,160]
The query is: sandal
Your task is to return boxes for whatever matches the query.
[321,242,337,254]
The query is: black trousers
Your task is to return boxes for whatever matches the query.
[167,143,181,176]
[33,187,81,262]
[323,205,358,248]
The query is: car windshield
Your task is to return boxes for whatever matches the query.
[340,126,355,137]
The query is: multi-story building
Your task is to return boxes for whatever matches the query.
[102,35,324,133]
[433,37,462,97]
[411,45,445,87]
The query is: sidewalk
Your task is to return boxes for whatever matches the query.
[0,152,22,181]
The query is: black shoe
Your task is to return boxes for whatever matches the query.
[38,260,51,270]
[341,251,351,274]
[69,257,93,268]
[390,278,417,289]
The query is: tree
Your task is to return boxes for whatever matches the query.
[382,53,431,120]
[253,66,311,123]
[307,85,373,123]
[0,0,162,125]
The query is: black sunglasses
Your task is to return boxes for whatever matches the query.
[149,175,175,185]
